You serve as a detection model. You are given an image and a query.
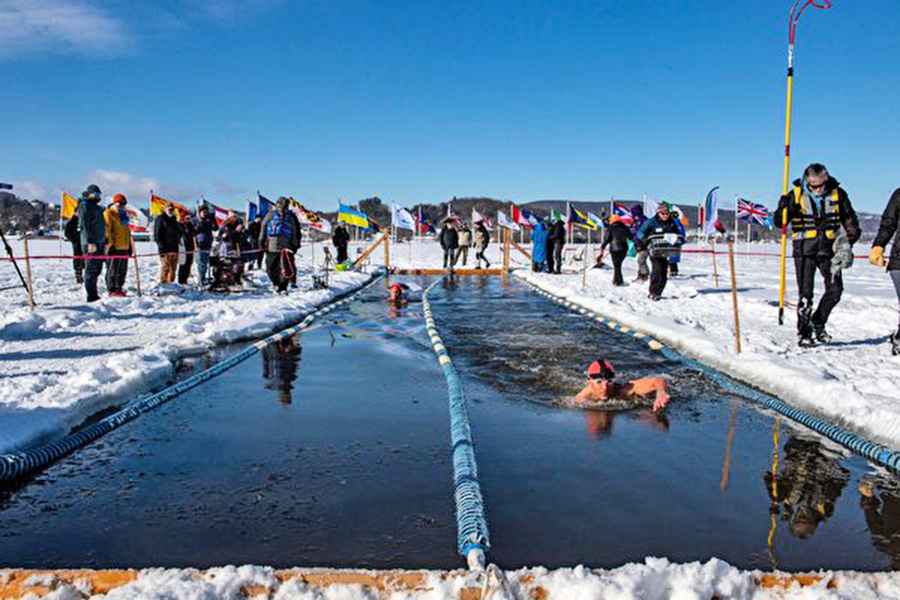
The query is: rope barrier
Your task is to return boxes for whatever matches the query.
[0,272,383,483]
[519,278,900,473]
[422,279,491,571]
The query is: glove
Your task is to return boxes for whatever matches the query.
[869,246,886,267]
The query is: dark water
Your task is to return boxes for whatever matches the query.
[2,277,900,571]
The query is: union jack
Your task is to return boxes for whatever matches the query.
[736,198,770,226]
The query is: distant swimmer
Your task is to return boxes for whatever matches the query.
[573,358,671,413]
[388,283,409,306]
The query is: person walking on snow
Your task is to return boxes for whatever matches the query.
[869,187,900,355]
[531,220,548,272]
[103,193,132,296]
[546,216,566,274]
[153,203,182,284]
[194,205,218,285]
[332,223,350,263]
[439,220,458,270]
[456,223,472,266]
[630,204,650,282]
[601,215,632,286]
[474,220,491,269]
[636,202,685,301]
[260,197,301,293]
[76,184,107,303]
[774,163,860,347]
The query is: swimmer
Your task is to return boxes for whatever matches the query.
[388,282,409,306]
[574,358,671,413]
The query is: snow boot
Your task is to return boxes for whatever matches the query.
[891,331,900,356]
[798,334,816,348]
[813,325,832,344]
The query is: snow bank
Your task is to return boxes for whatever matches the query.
[2,560,900,599]
[0,239,371,454]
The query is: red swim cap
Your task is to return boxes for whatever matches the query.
[587,359,615,379]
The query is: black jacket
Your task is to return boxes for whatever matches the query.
[246,221,262,248]
[873,188,900,271]
[181,220,196,252]
[602,221,633,254]
[547,221,566,245]
[332,225,350,247]
[154,213,182,254]
[195,215,218,250]
[774,177,860,258]
[64,216,80,245]
[439,225,458,250]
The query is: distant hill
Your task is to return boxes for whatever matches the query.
[0,192,60,234]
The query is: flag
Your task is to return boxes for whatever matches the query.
[644,196,659,217]
[247,200,258,222]
[522,208,541,227]
[125,206,150,233]
[257,193,274,218]
[550,208,567,223]
[568,205,597,230]
[415,207,435,234]
[737,198,771,226]
[704,186,724,235]
[391,204,416,231]
[471,208,493,228]
[612,202,634,226]
[511,204,533,229]
[291,199,332,233]
[203,201,236,226]
[338,203,369,228]
[669,203,690,227]
[61,192,79,220]
[587,211,605,229]
[150,193,190,218]
[497,210,520,231]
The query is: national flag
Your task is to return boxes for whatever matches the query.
[737,198,770,226]
[391,204,416,231]
[522,208,541,226]
[291,199,332,233]
[150,193,190,218]
[587,211,605,229]
[61,192,79,220]
[471,208,493,228]
[568,205,598,230]
[247,200,258,222]
[511,204,533,229]
[497,210,520,231]
[549,208,567,223]
[612,202,634,226]
[257,192,274,218]
[204,201,235,226]
[415,207,435,234]
[704,186,724,235]
[338,203,369,228]
[125,206,150,233]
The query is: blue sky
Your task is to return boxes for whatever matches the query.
[3,0,899,213]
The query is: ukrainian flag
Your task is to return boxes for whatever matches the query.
[338,204,369,228]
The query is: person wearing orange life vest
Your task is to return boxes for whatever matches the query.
[774,163,860,348]
[574,358,671,413]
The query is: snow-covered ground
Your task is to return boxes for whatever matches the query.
[0,239,370,454]
[2,560,900,599]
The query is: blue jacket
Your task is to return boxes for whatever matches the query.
[637,215,685,257]
[531,222,548,263]
[77,198,106,248]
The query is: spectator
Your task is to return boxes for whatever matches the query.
[178,211,196,284]
[474,220,491,269]
[260,197,302,293]
[103,193,133,297]
[547,216,566,274]
[531,220,548,272]
[194,205,218,285]
[456,223,472,266]
[602,215,633,286]
[630,205,650,282]
[76,184,106,302]
[246,216,262,271]
[63,212,84,284]
[439,220,458,270]
[332,223,350,263]
[153,203,182,284]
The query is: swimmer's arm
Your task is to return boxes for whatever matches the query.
[574,386,593,403]
[629,377,670,412]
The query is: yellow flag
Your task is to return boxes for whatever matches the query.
[61,192,79,220]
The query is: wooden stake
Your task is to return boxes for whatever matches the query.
[727,239,742,354]
[384,227,391,271]
[23,236,35,310]
[711,239,720,288]
[720,400,739,492]
[132,243,142,297]
[502,227,510,282]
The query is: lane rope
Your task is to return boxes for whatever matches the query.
[519,278,900,473]
[422,278,491,571]
[0,273,384,483]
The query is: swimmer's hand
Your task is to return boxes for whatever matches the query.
[652,389,670,413]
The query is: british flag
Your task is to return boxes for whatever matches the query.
[736,198,771,227]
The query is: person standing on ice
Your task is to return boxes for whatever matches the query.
[439,220,458,270]
[177,210,196,285]
[774,163,860,347]
[531,220,548,272]
[636,202,684,301]
[869,187,900,355]
[630,205,649,282]
[456,222,471,266]
[601,215,632,286]
[194,205,217,285]
[102,193,133,297]
[332,223,350,263]
[63,211,84,284]
[153,203,182,284]
[474,220,491,269]
[76,184,107,302]
[260,197,301,293]
[546,216,566,274]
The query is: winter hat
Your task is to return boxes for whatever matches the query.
[587,359,616,380]
[112,193,127,205]
[82,184,102,201]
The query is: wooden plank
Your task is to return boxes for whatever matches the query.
[352,233,388,269]
[394,268,504,276]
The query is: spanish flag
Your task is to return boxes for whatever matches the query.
[338,203,369,229]
[150,193,190,218]
[61,192,79,220]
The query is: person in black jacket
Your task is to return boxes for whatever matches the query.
[439,221,458,270]
[153,203,182,284]
[63,214,84,284]
[332,223,350,263]
[194,205,218,285]
[546,218,566,274]
[869,187,900,355]
[177,212,196,284]
[601,215,633,286]
[774,163,860,347]
[636,203,684,301]
[245,216,262,271]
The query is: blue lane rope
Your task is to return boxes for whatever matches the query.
[519,278,900,473]
[0,273,384,483]
[422,279,491,567]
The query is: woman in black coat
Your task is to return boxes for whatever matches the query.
[601,216,633,286]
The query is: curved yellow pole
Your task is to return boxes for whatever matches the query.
[777,51,795,325]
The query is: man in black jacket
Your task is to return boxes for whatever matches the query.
[194,205,218,285]
[439,221,458,270]
[546,218,566,274]
[601,215,633,286]
[153,203,182,284]
[63,214,84,284]
[774,163,860,347]
[869,187,900,355]
[332,223,350,263]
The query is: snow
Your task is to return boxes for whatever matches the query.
[4,561,900,599]
[0,239,371,454]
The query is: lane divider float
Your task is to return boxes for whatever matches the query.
[521,278,900,473]
[0,273,384,483]
[422,279,491,571]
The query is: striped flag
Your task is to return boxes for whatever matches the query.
[737,198,771,227]
[612,202,634,226]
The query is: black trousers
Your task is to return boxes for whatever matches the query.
[649,256,669,297]
[178,255,194,284]
[546,241,557,273]
[336,243,348,263]
[84,250,105,302]
[552,243,563,273]
[443,248,456,269]
[610,250,626,285]
[266,251,289,291]
[794,253,843,334]
[71,241,84,279]
[105,248,130,293]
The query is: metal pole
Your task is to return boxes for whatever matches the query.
[728,239,742,354]
[23,236,35,310]
[132,243,142,297]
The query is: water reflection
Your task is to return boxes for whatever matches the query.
[859,476,900,569]
[582,410,669,439]
[261,336,302,404]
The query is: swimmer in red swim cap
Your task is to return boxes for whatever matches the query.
[575,358,671,412]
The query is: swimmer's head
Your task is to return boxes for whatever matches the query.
[389,283,407,302]
[587,359,616,381]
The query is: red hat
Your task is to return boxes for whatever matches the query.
[587,359,615,380]
[112,193,127,204]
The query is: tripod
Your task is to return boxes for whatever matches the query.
[0,225,29,295]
